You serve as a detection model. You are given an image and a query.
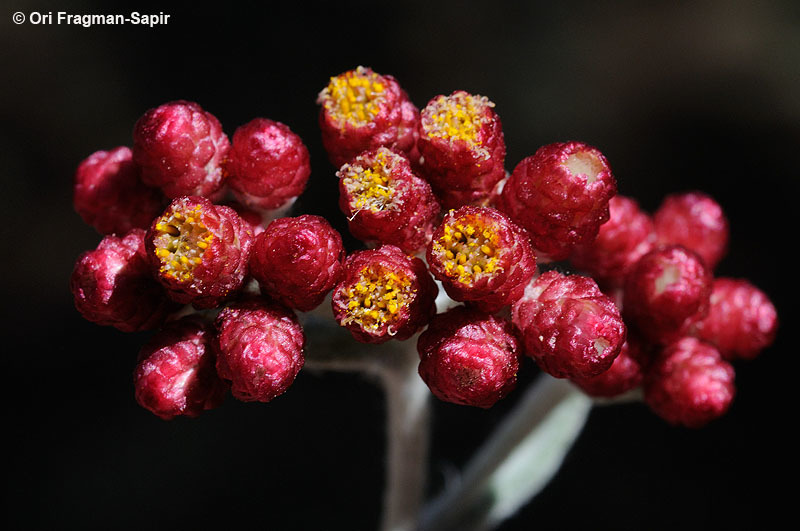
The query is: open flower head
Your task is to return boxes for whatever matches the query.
[146,196,254,309]
[418,91,506,208]
[332,245,437,344]
[427,206,536,312]
[317,66,419,167]
[338,147,439,254]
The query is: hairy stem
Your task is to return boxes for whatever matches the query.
[378,347,431,531]
[419,375,592,531]
[300,298,430,531]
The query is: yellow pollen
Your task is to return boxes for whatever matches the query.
[338,148,402,215]
[422,92,495,157]
[343,265,413,331]
[153,206,213,283]
[319,66,387,128]
[433,213,501,285]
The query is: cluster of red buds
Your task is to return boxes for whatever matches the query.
[71,67,777,427]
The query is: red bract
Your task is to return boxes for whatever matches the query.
[499,141,617,261]
[70,228,178,332]
[215,297,305,403]
[691,278,778,361]
[512,270,626,379]
[219,200,267,236]
[133,100,230,199]
[418,306,520,408]
[654,191,729,270]
[226,118,311,210]
[317,66,419,168]
[570,195,655,289]
[644,337,735,428]
[145,196,254,309]
[427,206,537,313]
[337,147,440,254]
[134,315,228,420]
[73,146,165,235]
[570,336,644,398]
[623,245,712,345]
[417,91,506,209]
[250,215,345,312]
[332,245,437,344]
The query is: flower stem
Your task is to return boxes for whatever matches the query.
[378,346,431,531]
[300,299,430,531]
[419,375,592,531]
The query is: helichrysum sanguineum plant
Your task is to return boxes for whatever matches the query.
[70,65,779,530]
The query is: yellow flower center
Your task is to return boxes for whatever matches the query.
[432,213,500,284]
[343,265,413,330]
[153,205,212,283]
[423,92,494,156]
[339,148,401,214]
[319,66,387,128]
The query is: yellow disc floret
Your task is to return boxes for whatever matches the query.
[423,92,494,157]
[339,148,402,215]
[432,212,500,285]
[319,66,387,128]
[153,205,212,283]
[343,265,413,331]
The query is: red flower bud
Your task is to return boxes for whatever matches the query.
[73,146,165,235]
[226,118,311,210]
[570,195,656,289]
[691,278,778,360]
[215,297,305,403]
[418,306,520,408]
[250,215,345,311]
[512,270,626,379]
[134,315,228,420]
[499,141,617,261]
[570,336,644,398]
[654,191,729,270]
[133,100,230,199]
[624,245,712,344]
[644,337,735,428]
[71,229,178,332]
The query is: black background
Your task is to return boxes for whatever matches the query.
[2,1,796,529]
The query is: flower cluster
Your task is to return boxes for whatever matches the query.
[71,68,777,428]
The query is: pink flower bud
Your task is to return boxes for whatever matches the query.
[134,315,228,420]
[133,100,230,199]
[215,297,305,403]
[418,306,520,408]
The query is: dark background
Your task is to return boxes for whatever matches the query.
[2,1,796,529]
